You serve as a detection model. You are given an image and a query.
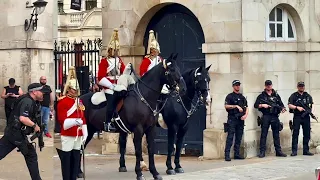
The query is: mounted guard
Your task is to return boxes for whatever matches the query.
[139,30,168,128]
[56,67,88,180]
[92,28,133,132]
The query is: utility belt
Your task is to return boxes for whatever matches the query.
[6,117,34,155]
[8,115,34,136]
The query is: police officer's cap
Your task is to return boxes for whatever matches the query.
[232,80,241,86]
[28,83,50,94]
[265,80,272,86]
[297,81,305,87]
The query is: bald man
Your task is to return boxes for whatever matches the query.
[39,76,54,138]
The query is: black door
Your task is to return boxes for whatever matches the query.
[143,4,206,156]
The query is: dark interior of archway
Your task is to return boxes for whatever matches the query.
[144,3,206,156]
[144,3,205,73]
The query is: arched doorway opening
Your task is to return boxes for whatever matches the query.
[143,3,206,156]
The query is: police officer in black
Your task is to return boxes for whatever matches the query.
[254,80,287,158]
[0,83,48,180]
[288,81,314,156]
[224,80,248,161]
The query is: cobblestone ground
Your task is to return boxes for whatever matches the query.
[54,152,320,180]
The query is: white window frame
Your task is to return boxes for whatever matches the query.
[266,7,297,42]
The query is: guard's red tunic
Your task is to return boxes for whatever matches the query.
[57,96,86,137]
[97,57,126,87]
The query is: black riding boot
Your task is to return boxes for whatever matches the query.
[57,149,71,180]
[104,93,117,132]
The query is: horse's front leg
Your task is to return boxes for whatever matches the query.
[119,132,128,172]
[146,125,162,180]
[133,126,145,180]
[174,125,188,173]
[166,126,177,175]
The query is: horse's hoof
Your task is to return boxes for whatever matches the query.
[119,167,127,172]
[154,174,163,180]
[166,169,176,175]
[136,175,146,180]
[77,172,84,178]
[175,168,184,173]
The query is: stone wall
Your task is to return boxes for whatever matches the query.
[101,0,320,158]
[0,1,54,131]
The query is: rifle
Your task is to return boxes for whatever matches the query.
[296,100,318,122]
[260,98,286,114]
[30,102,45,151]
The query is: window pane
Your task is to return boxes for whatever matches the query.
[269,8,275,21]
[276,8,282,22]
[269,23,275,38]
[288,19,294,38]
[277,24,283,38]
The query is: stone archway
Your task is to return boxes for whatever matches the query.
[139,3,206,156]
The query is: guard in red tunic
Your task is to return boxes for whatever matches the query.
[139,30,169,129]
[56,67,88,180]
[93,28,126,132]
[140,30,163,77]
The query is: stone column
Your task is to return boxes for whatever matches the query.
[0,0,54,130]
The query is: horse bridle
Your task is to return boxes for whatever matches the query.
[177,68,209,119]
[133,59,181,116]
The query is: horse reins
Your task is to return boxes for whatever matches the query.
[130,59,179,116]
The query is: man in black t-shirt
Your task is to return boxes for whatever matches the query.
[0,83,50,180]
[39,76,53,138]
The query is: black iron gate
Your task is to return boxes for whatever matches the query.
[53,38,102,95]
[144,4,206,156]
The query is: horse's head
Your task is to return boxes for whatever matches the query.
[162,53,186,95]
[193,65,211,105]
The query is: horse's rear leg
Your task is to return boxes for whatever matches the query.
[133,127,145,180]
[174,126,188,174]
[119,132,128,172]
[77,125,96,178]
[146,126,162,180]
[166,127,177,175]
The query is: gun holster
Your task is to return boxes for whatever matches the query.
[289,120,293,131]
[279,122,283,131]
[14,140,29,155]
[223,123,229,133]
[257,116,262,126]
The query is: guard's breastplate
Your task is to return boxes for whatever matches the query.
[107,57,120,77]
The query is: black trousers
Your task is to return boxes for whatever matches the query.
[259,115,282,153]
[225,117,244,156]
[0,134,41,180]
[57,148,81,180]
[292,115,311,153]
[4,105,12,121]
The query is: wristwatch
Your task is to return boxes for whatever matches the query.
[32,124,36,129]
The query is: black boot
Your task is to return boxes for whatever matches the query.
[290,151,297,156]
[276,151,287,157]
[104,94,117,132]
[70,150,81,180]
[258,151,265,158]
[303,151,314,156]
[57,148,71,180]
[234,154,245,160]
[225,154,231,161]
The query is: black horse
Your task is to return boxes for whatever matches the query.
[118,65,211,175]
[78,53,186,180]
